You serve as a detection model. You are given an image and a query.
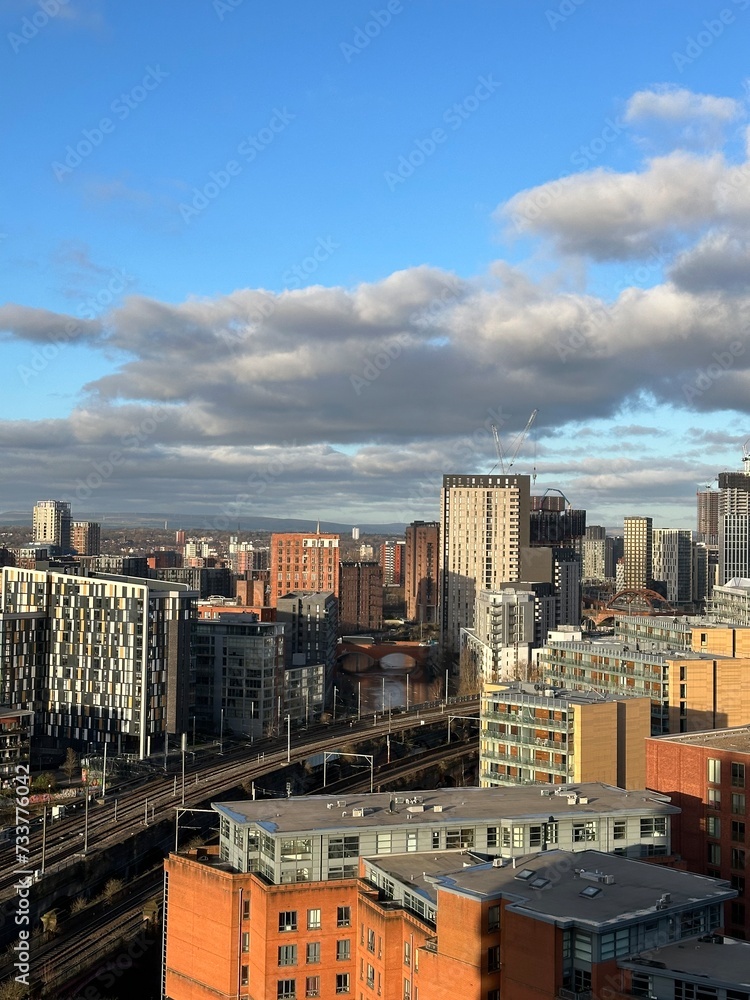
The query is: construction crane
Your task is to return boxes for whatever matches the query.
[489,409,538,475]
[538,487,572,510]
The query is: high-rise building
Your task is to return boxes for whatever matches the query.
[698,488,720,545]
[379,539,405,586]
[275,591,338,674]
[70,520,101,556]
[404,520,439,624]
[440,474,530,650]
[692,540,710,603]
[462,586,537,682]
[192,614,284,739]
[270,531,340,607]
[652,528,692,604]
[718,464,750,584]
[339,562,382,633]
[623,516,653,589]
[32,500,71,554]
[0,566,194,757]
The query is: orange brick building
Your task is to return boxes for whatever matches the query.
[163,846,737,1000]
[646,726,750,939]
[270,532,340,607]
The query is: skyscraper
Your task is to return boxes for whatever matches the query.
[440,474,530,650]
[32,500,71,553]
[269,531,340,607]
[718,462,750,584]
[623,516,653,589]
[404,520,439,623]
[697,488,719,546]
[652,528,692,604]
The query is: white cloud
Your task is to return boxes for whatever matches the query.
[625,87,741,125]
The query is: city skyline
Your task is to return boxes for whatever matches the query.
[2,2,750,527]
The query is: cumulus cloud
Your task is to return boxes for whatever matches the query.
[625,87,741,125]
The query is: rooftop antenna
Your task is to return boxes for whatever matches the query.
[743,438,750,476]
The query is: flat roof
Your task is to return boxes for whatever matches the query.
[650,725,750,754]
[617,615,750,632]
[545,638,731,661]
[484,681,649,707]
[428,850,734,927]
[213,783,678,834]
[365,851,480,903]
[621,936,750,987]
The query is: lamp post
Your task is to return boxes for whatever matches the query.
[358,681,361,722]
[333,685,338,723]
[84,779,89,854]
[181,732,187,806]
[286,714,291,763]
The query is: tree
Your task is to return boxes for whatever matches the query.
[62,747,79,786]
[99,878,124,905]
[458,645,480,696]
[31,772,56,793]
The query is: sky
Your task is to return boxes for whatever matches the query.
[2,0,750,529]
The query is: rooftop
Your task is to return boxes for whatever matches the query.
[425,850,734,927]
[484,681,649,707]
[650,725,750,754]
[544,638,732,662]
[622,935,750,987]
[213,783,678,834]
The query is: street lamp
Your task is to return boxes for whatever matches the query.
[286,714,291,763]
[333,685,338,723]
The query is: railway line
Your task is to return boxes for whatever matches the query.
[0,698,479,905]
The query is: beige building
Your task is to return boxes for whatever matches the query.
[480,681,651,789]
[32,499,71,553]
[623,515,652,589]
[440,474,530,650]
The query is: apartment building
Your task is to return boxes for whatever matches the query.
[480,681,651,789]
[379,540,405,587]
[712,578,750,625]
[339,562,383,634]
[404,520,439,624]
[440,474,530,650]
[163,829,737,1000]
[652,529,692,605]
[623,516,653,589]
[539,636,750,735]
[192,614,285,739]
[32,499,71,554]
[0,566,194,757]
[70,520,101,556]
[646,725,750,939]
[461,587,537,682]
[270,532,340,607]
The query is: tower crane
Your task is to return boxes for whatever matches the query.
[489,409,538,475]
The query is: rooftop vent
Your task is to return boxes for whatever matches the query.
[579,870,615,885]
[433,805,443,812]
[352,808,365,817]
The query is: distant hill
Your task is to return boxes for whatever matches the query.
[0,511,408,535]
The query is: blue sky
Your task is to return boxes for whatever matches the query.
[2,0,750,526]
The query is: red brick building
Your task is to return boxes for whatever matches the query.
[646,726,750,938]
[404,521,439,624]
[270,532,340,607]
[339,561,383,633]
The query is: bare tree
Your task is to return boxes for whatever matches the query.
[62,747,79,786]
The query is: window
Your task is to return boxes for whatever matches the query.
[708,758,721,783]
[631,973,651,998]
[241,965,249,987]
[600,928,631,960]
[377,832,392,854]
[407,831,417,852]
[279,911,298,932]
[241,931,250,953]
[336,973,350,994]
[512,827,524,849]
[404,940,411,966]
[279,945,298,967]
[707,815,720,838]
[732,793,746,814]
[329,835,360,859]
[306,943,320,964]
[446,828,475,849]
[731,874,745,895]
[707,843,721,865]
[337,907,351,928]
[733,821,746,842]
[242,898,251,919]
[708,788,721,808]
[640,817,667,837]
[529,825,543,847]
[278,980,296,999]
[573,931,592,962]
[307,909,321,930]
[733,762,746,788]
[488,904,500,932]
[731,902,746,926]
[613,820,626,840]
[306,975,320,998]
[573,970,592,993]
[732,847,746,870]
[403,979,411,999]
[487,945,501,972]
[674,981,718,1000]
[572,821,597,842]
[432,830,441,849]
[487,826,498,848]
[367,929,375,953]
[488,992,500,1000]
[337,940,351,961]
[366,963,375,988]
